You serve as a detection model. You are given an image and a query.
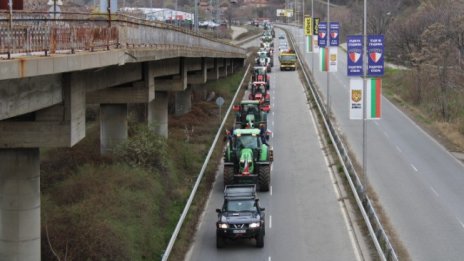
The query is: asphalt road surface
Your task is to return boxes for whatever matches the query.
[186,33,360,261]
[283,25,464,261]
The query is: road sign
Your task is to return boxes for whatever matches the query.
[215,96,224,107]
[317,22,327,47]
[304,16,313,36]
[329,22,340,47]
[347,35,363,77]
[367,35,384,76]
[313,18,320,35]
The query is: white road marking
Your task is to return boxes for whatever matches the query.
[430,186,439,197]
[456,217,464,229]
[272,111,274,117]
[272,120,275,126]
[396,145,402,153]
[383,131,389,138]
[270,185,273,196]
[269,215,272,229]
[411,164,418,172]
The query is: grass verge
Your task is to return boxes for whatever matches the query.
[40,67,249,260]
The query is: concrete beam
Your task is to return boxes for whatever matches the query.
[205,58,215,69]
[187,58,207,85]
[0,74,62,121]
[0,74,86,148]
[175,85,192,116]
[100,104,128,155]
[148,92,168,138]
[153,58,180,77]
[184,57,202,71]
[74,63,142,93]
[87,60,155,104]
[155,58,187,92]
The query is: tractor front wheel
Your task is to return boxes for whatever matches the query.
[224,165,234,186]
[258,165,271,192]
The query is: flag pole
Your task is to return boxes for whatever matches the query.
[362,0,368,198]
[326,0,330,116]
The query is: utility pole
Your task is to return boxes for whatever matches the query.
[362,0,368,196]
[326,0,330,116]
[194,0,199,31]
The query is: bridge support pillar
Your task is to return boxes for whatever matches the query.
[207,59,219,80]
[0,148,40,261]
[219,59,228,78]
[100,104,128,154]
[148,92,168,138]
[175,85,192,116]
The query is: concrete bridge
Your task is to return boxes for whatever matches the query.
[0,12,246,260]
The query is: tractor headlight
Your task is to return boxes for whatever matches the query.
[249,222,260,228]
[218,223,228,229]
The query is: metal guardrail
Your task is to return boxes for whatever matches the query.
[161,64,251,261]
[0,11,245,58]
[280,25,399,261]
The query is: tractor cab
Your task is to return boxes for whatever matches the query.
[233,100,269,129]
[249,81,271,106]
[251,66,270,89]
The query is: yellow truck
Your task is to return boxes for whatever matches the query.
[278,50,297,71]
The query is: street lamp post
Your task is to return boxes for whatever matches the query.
[326,0,331,116]
[362,0,368,197]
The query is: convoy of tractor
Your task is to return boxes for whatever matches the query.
[215,23,283,249]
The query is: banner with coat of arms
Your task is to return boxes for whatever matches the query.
[349,78,363,120]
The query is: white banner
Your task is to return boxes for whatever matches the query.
[329,46,338,72]
[306,36,311,53]
[312,35,319,53]
[350,78,363,120]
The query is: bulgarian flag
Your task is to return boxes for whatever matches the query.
[366,78,382,119]
[319,47,329,72]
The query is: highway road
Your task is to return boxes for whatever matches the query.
[186,35,360,261]
[283,25,464,260]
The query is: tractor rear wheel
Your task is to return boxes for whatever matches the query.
[258,165,271,192]
[224,165,234,186]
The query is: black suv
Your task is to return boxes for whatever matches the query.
[216,185,266,248]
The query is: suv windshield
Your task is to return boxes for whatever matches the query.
[225,199,257,212]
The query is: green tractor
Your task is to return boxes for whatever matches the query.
[233,100,270,129]
[224,129,273,191]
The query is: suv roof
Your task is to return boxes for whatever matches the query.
[224,184,256,199]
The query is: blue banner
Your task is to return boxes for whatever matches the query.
[347,35,363,77]
[317,22,327,47]
[367,35,384,76]
[329,22,340,46]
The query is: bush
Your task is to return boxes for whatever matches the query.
[114,125,168,170]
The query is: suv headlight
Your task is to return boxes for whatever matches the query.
[218,223,228,229]
[249,222,260,228]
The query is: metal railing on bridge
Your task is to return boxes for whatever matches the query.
[0,11,243,59]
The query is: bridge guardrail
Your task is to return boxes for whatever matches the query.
[0,11,245,58]
[280,25,399,261]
